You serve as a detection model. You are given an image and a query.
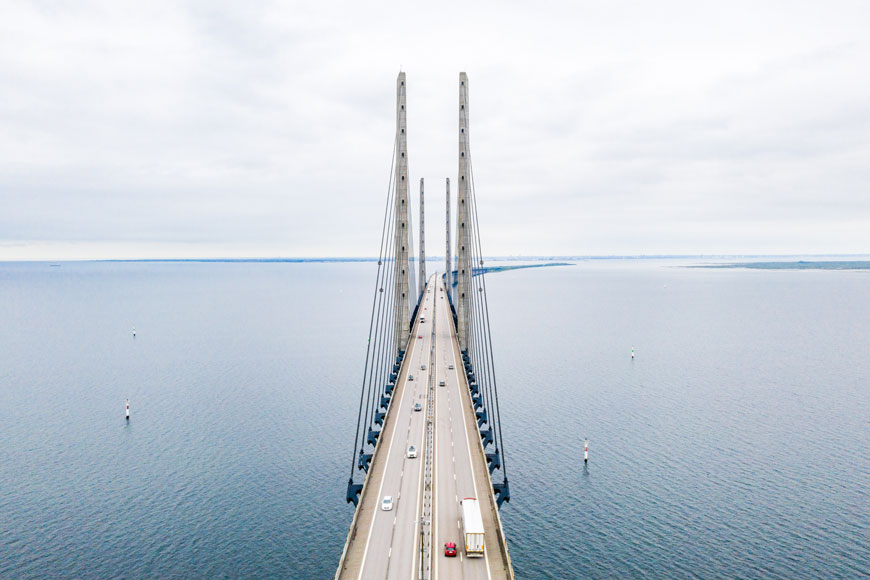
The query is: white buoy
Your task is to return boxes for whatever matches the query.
[584,438,588,463]
[133,326,136,337]
[125,399,130,420]
[631,346,635,359]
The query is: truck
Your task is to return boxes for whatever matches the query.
[460,497,485,557]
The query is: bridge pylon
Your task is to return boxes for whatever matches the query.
[419,178,426,302]
[455,72,472,352]
[394,72,412,354]
[445,178,452,303]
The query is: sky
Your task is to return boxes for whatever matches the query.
[1,0,869,260]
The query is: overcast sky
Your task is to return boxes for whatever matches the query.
[1,0,868,260]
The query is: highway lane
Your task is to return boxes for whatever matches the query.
[432,278,493,580]
[346,276,501,579]
[355,281,434,580]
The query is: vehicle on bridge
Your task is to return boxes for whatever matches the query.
[381,496,393,511]
[439,380,446,387]
[407,445,417,458]
[414,403,422,412]
[460,497,485,557]
[444,542,457,557]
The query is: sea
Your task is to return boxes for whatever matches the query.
[1,259,867,579]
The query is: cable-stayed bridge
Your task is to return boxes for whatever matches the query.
[335,73,514,580]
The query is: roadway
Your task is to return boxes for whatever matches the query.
[431,276,494,580]
[351,282,433,580]
[336,275,511,580]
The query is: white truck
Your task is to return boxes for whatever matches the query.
[460,497,485,557]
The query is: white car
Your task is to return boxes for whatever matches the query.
[448,364,454,370]
[407,445,417,458]
[421,364,426,370]
[439,380,446,387]
[382,496,393,511]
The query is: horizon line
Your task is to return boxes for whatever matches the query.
[2,253,870,264]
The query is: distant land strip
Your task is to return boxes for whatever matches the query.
[692,261,870,270]
[477,263,573,275]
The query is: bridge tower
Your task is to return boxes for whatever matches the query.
[394,72,411,353]
[445,177,451,301]
[419,178,426,297]
[455,72,472,351]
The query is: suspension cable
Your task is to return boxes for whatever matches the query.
[468,152,508,479]
[349,136,398,478]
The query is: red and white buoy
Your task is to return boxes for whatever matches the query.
[125,399,130,421]
[584,438,588,463]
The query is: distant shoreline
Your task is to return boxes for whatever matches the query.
[691,261,870,270]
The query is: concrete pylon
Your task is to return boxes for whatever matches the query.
[445,177,451,300]
[455,72,472,351]
[394,73,411,354]
[419,178,426,297]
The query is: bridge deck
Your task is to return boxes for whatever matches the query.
[336,276,513,580]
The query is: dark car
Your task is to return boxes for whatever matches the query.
[444,542,457,557]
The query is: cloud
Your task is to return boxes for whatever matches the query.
[1,0,869,259]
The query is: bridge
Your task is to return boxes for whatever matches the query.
[335,73,514,580]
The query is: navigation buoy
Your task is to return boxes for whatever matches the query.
[133,326,136,338]
[584,438,588,463]
[125,399,130,421]
[631,347,635,359]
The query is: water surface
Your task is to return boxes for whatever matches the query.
[1,260,867,578]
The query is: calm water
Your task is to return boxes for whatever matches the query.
[1,260,867,579]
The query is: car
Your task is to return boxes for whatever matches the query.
[448,364,454,370]
[407,445,417,458]
[414,403,422,412]
[444,542,457,557]
[409,375,414,381]
[439,380,445,387]
[421,364,426,370]
[418,335,423,339]
[382,496,393,511]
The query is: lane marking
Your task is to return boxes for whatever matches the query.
[411,277,433,580]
